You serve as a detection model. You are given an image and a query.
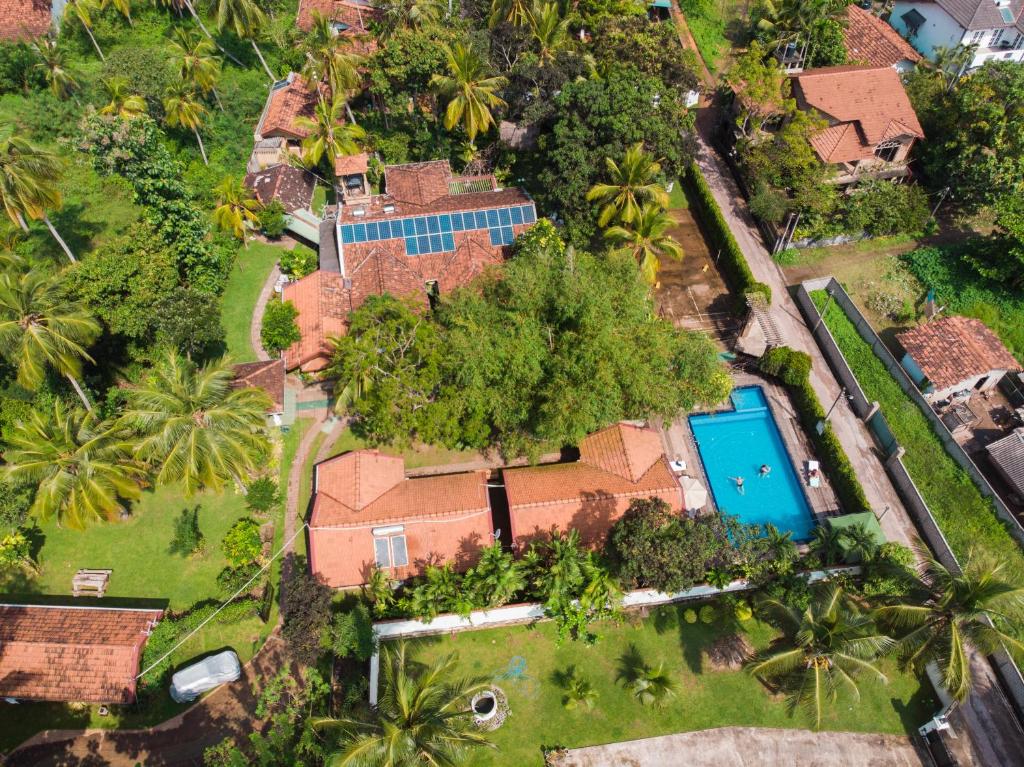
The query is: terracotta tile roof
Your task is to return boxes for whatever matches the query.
[311,449,491,527]
[791,65,924,163]
[297,0,380,32]
[385,161,453,206]
[259,76,327,141]
[232,360,285,412]
[934,0,1023,30]
[337,186,532,222]
[335,152,369,177]
[244,164,316,213]
[0,0,51,40]
[897,316,1021,391]
[844,6,922,68]
[0,604,163,703]
[504,423,678,508]
[282,270,351,371]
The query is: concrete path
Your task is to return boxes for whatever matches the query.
[249,263,280,363]
[550,727,928,767]
[691,130,1024,767]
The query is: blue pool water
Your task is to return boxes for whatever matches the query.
[689,386,815,540]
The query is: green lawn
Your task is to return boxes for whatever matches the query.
[220,242,288,362]
[324,428,484,469]
[812,290,1024,635]
[668,178,689,210]
[678,0,738,73]
[406,605,936,766]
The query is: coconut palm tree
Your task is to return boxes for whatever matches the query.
[561,666,597,710]
[380,0,442,33]
[876,550,1024,703]
[463,543,525,607]
[604,203,683,285]
[64,0,106,62]
[119,351,272,495]
[32,39,79,100]
[163,84,209,164]
[754,0,847,50]
[617,646,678,707]
[176,0,242,65]
[316,643,494,766]
[101,0,134,25]
[489,0,532,27]
[586,143,669,227]
[748,587,893,728]
[430,43,506,147]
[0,269,100,410]
[0,130,76,263]
[212,175,261,244]
[4,402,144,529]
[841,522,880,564]
[529,2,570,67]
[810,524,845,566]
[295,96,366,171]
[170,28,224,110]
[99,76,148,118]
[302,13,363,99]
[209,0,274,79]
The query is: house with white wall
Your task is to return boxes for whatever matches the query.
[890,0,1024,69]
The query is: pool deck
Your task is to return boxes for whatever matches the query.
[659,372,840,525]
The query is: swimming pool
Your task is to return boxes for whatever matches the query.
[689,386,815,540]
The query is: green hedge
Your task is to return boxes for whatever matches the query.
[682,162,772,305]
[757,347,871,513]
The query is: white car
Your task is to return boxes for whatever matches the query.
[169,650,241,703]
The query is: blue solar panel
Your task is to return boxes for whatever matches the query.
[500,226,514,245]
[510,206,523,225]
[429,233,443,252]
[475,211,487,228]
[488,228,502,247]
[498,208,511,226]
[427,216,440,234]
[414,217,427,235]
[365,221,379,240]
[354,223,367,243]
[418,235,431,253]
[341,225,355,244]
[523,205,536,223]
[451,214,464,232]
[486,209,499,228]
[406,236,419,255]
[441,232,455,251]
[439,214,452,232]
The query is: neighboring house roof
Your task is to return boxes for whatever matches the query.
[844,5,923,68]
[790,65,924,164]
[0,604,163,703]
[296,0,380,32]
[335,152,369,177]
[932,0,1023,31]
[310,449,491,528]
[0,0,51,40]
[986,427,1024,496]
[232,359,286,413]
[281,270,351,371]
[503,423,680,510]
[897,316,1021,391]
[244,164,316,214]
[258,75,327,141]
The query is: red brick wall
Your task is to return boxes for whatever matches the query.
[509,488,684,551]
[309,510,494,588]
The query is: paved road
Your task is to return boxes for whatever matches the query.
[690,122,1024,767]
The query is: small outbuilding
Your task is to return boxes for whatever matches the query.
[896,316,1021,403]
[0,604,163,704]
[986,427,1024,499]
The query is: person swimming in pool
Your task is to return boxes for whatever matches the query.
[759,464,771,477]
[728,476,745,494]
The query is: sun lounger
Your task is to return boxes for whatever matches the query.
[807,460,821,488]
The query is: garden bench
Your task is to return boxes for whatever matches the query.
[72,569,111,597]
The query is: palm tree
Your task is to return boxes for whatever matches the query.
[302,13,363,99]
[430,43,507,147]
[561,666,597,710]
[119,351,272,495]
[529,2,569,67]
[210,0,274,79]
[163,85,209,165]
[0,130,76,263]
[380,0,442,33]
[604,203,683,285]
[617,646,678,707]
[101,0,133,25]
[810,524,845,566]
[170,28,224,110]
[99,76,148,118]
[0,269,100,410]
[463,543,525,607]
[586,143,669,227]
[754,0,847,50]
[841,522,879,564]
[212,175,261,245]
[177,0,242,65]
[64,0,106,62]
[294,96,366,171]
[489,0,532,28]
[748,587,893,728]
[932,44,976,93]
[317,643,494,766]
[876,550,1024,703]
[4,402,144,529]
[32,39,79,100]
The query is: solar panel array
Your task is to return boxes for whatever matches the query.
[338,204,537,256]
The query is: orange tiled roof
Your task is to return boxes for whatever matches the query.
[311,449,491,527]
[385,161,454,206]
[0,0,51,40]
[282,271,350,371]
[504,423,678,508]
[259,76,327,141]
[843,6,922,69]
[897,316,1021,391]
[791,65,924,164]
[0,604,163,703]
[335,152,369,177]
[297,0,380,32]
[232,359,285,412]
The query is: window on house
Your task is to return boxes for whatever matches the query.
[1013,32,1024,49]
[373,532,409,569]
[968,30,985,44]
[874,140,902,163]
[990,29,1004,46]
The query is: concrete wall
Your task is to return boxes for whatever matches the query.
[890,1,967,59]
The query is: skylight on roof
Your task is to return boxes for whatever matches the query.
[999,6,1014,23]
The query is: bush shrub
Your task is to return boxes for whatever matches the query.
[246,477,280,514]
[169,507,204,556]
[682,162,771,304]
[261,299,301,355]
[280,246,318,279]
[281,560,333,665]
[217,561,262,596]
[734,600,753,621]
[328,603,377,661]
[757,346,871,513]
[699,604,716,623]
[258,200,287,238]
[221,518,262,567]
[683,607,697,623]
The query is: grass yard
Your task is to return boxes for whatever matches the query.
[220,242,288,362]
[668,178,689,210]
[678,0,744,73]
[405,605,936,766]
[812,291,1024,636]
[325,428,485,469]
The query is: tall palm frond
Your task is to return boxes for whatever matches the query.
[430,43,507,146]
